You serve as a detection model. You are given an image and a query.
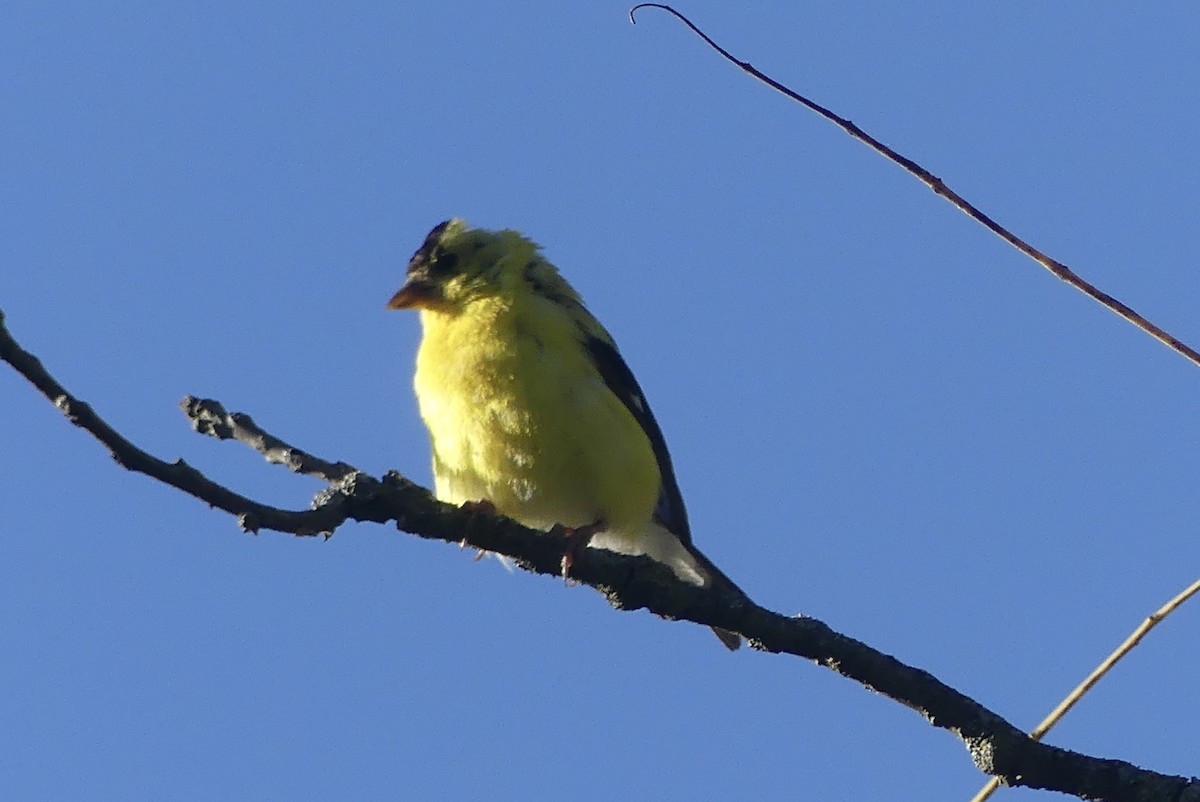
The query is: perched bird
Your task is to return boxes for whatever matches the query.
[388,219,745,649]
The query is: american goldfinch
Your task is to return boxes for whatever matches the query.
[388,219,744,650]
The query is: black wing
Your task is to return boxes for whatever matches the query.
[583,325,749,629]
[582,334,694,548]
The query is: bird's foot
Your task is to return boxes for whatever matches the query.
[459,499,499,560]
[552,519,606,582]
[460,499,498,517]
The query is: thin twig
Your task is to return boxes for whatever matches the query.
[971,577,1200,802]
[629,4,1200,369]
[182,395,357,483]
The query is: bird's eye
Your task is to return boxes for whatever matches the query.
[429,250,459,275]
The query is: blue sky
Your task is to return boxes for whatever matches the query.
[3,3,1198,799]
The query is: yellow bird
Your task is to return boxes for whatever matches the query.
[388,219,744,649]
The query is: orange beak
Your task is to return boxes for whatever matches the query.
[386,275,437,310]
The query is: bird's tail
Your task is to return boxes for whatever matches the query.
[589,525,748,650]
[687,546,750,651]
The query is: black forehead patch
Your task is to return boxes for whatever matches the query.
[425,219,452,243]
[412,220,452,261]
[407,220,454,276]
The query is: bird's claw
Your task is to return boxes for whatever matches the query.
[552,519,606,583]
[459,499,499,562]
[460,499,498,517]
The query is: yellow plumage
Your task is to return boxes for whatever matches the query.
[389,219,743,649]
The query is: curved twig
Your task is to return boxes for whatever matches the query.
[629,3,1200,370]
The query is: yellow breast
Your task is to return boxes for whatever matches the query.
[413,294,661,536]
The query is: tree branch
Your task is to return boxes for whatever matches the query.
[3,308,1198,801]
[628,7,1200,798]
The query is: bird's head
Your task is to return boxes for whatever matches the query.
[388,218,553,314]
